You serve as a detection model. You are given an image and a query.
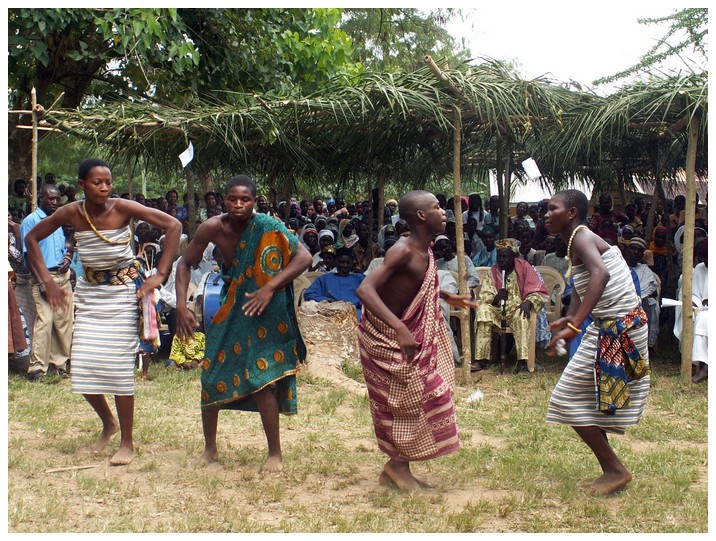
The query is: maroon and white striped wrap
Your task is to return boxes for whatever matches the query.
[358,252,460,462]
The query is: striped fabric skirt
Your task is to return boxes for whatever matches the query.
[70,279,139,396]
[546,323,650,435]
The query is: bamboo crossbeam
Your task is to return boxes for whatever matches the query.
[15,125,62,132]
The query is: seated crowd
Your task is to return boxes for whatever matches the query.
[8,173,709,381]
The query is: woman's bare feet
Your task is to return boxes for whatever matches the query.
[92,421,119,454]
[109,444,134,466]
[198,448,219,467]
[582,470,633,495]
[383,460,421,492]
[261,455,283,473]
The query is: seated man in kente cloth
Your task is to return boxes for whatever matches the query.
[356,190,475,491]
[472,239,547,373]
[176,175,312,471]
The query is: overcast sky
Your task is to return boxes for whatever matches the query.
[443,2,705,93]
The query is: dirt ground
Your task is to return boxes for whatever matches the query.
[7,352,709,533]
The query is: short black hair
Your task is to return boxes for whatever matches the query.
[225,174,257,197]
[398,190,435,228]
[336,246,353,259]
[78,158,110,180]
[40,183,60,197]
[554,189,588,221]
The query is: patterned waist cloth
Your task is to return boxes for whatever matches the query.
[594,304,650,415]
[83,260,144,286]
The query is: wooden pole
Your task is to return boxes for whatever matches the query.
[377,169,386,231]
[679,113,700,381]
[31,88,38,212]
[496,139,504,237]
[452,112,471,383]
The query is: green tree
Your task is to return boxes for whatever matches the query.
[341,8,469,72]
[7,8,360,180]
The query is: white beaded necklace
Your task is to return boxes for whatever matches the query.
[564,224,589,280]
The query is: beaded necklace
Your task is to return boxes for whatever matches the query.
[564,224,589,280]
[82,201,131,245]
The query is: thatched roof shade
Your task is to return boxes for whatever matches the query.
[36,60,595,190]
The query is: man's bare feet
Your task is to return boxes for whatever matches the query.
[198,448,219,467]
[379,471,432,490]
[383,460,421,492]
[92,422,119,454]
[261,455,283,473]
[692,364,708,384]
[582,471,633,495]
[109,445,134,466]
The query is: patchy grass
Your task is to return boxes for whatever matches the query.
[7,334,707,533]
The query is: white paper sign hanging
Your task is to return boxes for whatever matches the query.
[179,142,194,168]
[521,157,542,180]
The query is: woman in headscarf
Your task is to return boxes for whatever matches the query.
[299,225,319,255]
[648,225,669,288]
[376,223,397,252]
[309,229,336,272]
[394,219,410,238]
[337,218,359,248]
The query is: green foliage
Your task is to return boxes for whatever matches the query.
[341,8,469,72]
[7,8,198,108]
[8,8,362,111]
[171,9,362,100]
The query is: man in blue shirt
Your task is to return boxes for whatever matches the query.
[20,184,73,381]
[304,247,365,318]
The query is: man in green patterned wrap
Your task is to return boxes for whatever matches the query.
[176,175,312,471]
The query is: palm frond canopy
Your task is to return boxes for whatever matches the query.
[35,61,706,193]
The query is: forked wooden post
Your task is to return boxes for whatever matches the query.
[424,54,472,382]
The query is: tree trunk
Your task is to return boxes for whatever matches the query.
[126,155,134,198]
[283,175,292,226]
[377,170,386,231]
[200,170,215,196]
[679,114,700,380]
[186,167,197,239]
[498,139,513,240]
[496,139,504,235]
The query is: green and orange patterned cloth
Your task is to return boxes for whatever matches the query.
[200,213,306,413]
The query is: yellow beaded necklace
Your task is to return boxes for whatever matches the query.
[564,224,589,280]
[82,201,131,245]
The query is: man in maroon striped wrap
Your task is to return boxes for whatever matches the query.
[356,190,475,491]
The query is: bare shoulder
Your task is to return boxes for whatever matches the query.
[572,228,609,265]
[198,215,224,233]
[53,201,85,228]
[381,238,418,269]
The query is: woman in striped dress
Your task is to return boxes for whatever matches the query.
[544,190,650,495]
[24,159,181,466]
